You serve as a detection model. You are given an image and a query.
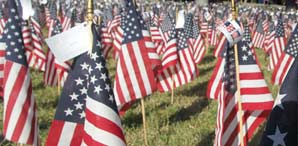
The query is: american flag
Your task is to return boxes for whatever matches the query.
[107,15,121,34]
[2,0,38,144]
[192,21,206,64]
[29,19,46,72]
[252,20,265,49]
[272,26,298,86]
[265,24,277,70]
[0,9,6,35]
[213,40,274,146]
[208,19,217,46]
[149,10,164,56]
[214,33,228,57]
[114,0,157,110]
[161,17,178,70]
[101,25,113,59]
[272,15,287,69]
[21,21,34,65]
[82,24,126,146]
[260,58,297,146]
[44,19,71,86]
[61,7,73,32]
[45,4,51,28]
[46,52,89,146]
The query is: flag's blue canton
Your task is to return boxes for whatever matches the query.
[161,13,172,33]
[275,15,285,38]
[52,19,62,36]
[87,25,118,113]
[256,20,264,34]
[184,13,194,40]
[33,8,41,24]
[54,53,89,123]
[152,4,159,16]
[223,46,236,94]
[238,41,255,65]
[122,0,143,44]
[3,5,27,66]
[49,2,57,19]
[260,58,298,146]
[168,19,176,41]
[177,29,188,50]
[103,6,113,26]
[242,24,251,42]
[192,21,200,39]
[284,26,298,57]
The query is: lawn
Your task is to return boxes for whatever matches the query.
[0,46,279,146]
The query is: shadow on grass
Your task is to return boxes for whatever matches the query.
[33,82,45,90]
[175,80,209,97]
[169,98,210,124]
[199,55,216,65]
[122,112,143,128]
[196,132,215,146]
[198,66,215,78]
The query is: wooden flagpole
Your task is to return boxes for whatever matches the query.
[131,0,148,145]
[57,69,61,94]
[171,4,179,105]
[231,0,244,146]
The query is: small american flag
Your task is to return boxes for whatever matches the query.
[208,19,217,46]
[61,7,73,32]
[29,19,46,72]
[192,21,206,64]
[82,24,126,145]
[0,9,6,35]
[265,24,277,70]
[161,17,178,70]
[273,15,287,69]
[272,26,298,86]
[252,20,265,48]
[2,0,38,144]
[213,40,274,146]
[114,0,157,111]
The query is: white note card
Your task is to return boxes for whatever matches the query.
[20,0,34,20]
[176,10,185,29]
[45,22,92,63]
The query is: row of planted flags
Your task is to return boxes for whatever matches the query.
[0,0,296,145]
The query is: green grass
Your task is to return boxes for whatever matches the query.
[0,47,279,146]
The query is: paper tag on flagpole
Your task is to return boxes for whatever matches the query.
[20,0,34,20]
[176,10,185,29]
[45,22,92,63]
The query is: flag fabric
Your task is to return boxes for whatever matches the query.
[252,20,265,48]
[260,58,297,146]
[45,52,89,146]
[214,33,228,57]
[2,0,38,144]
[0,38,5,97]
[0,9,6,35]
[213,40,274,146]
[61,8,73,32]
[28,18,46,72]
[265,24,277,70]
[45,5,51,28]
[158,13,178,69]
[82,24,126,146]
[272,15,287,68]
[192,21,206,64]
[113,0,157,110]
[208,20,217,46]
[272,25,298,85]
